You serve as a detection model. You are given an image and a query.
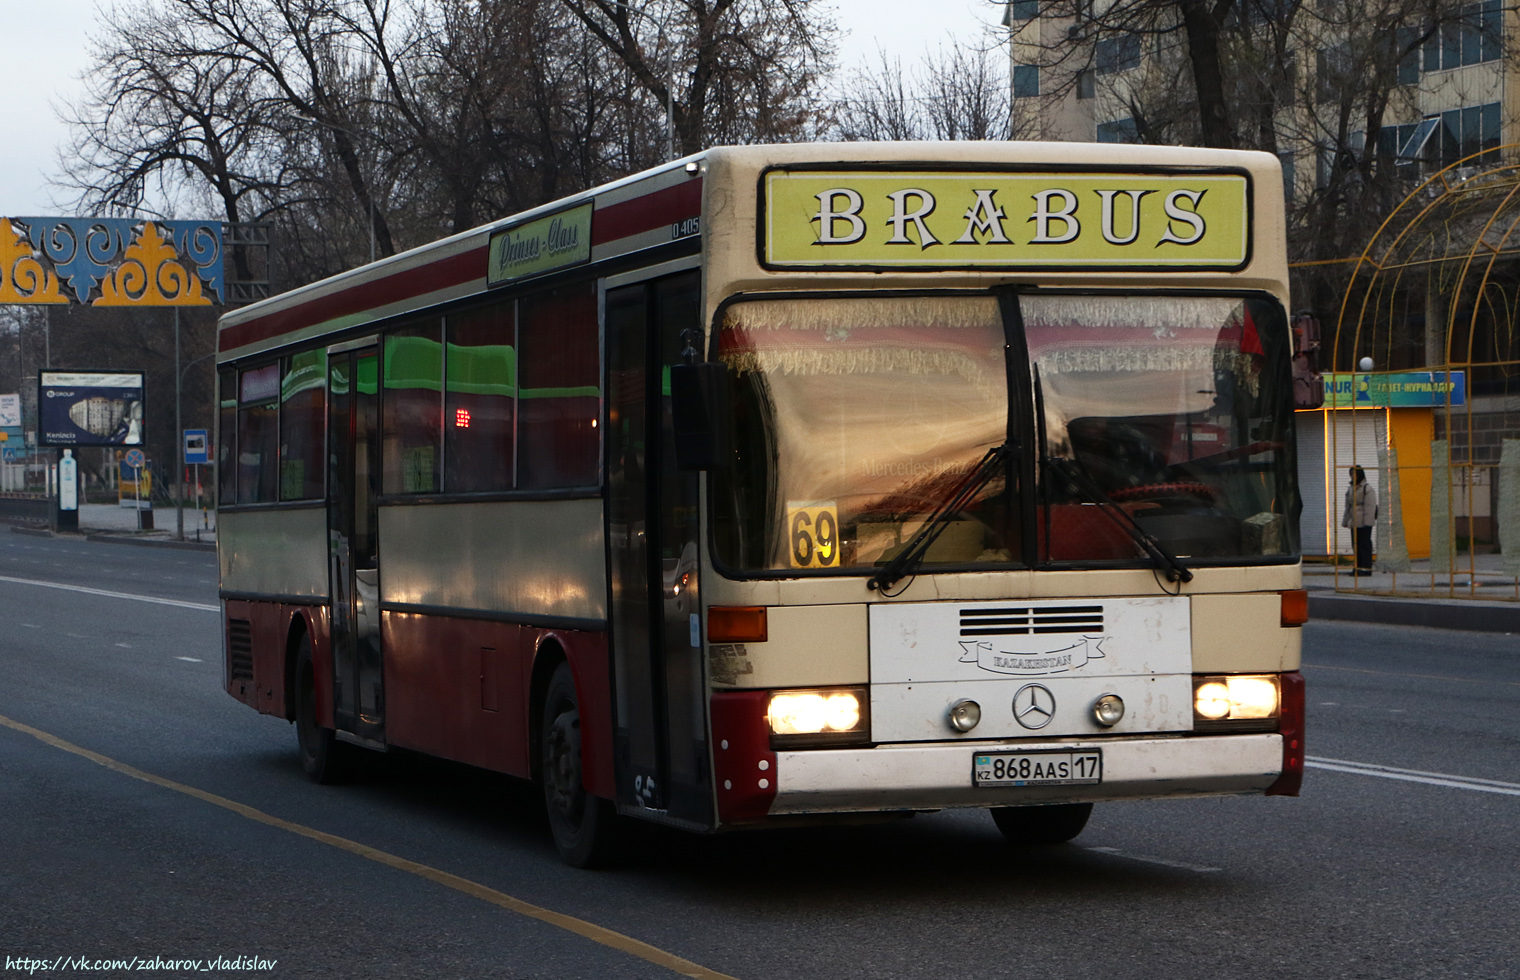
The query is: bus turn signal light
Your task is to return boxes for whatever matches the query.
[708,606,768,643]
[1280,589,1308,627]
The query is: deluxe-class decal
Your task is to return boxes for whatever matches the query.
[487,202,593,286]
[763,170,1250,269]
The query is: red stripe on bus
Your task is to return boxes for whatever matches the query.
[218,246,488,354]
[592,179,702,246]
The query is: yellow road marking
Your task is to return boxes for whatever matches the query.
[0,713,739,980]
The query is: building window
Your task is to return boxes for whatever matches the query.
[444,300,516,493]
[1009,0,1038,20]
[1095,34,1141,75]
[1014,64,1040,98]
[1397,27,1420,85]
[1437,101,1501,166]
[1424,0,1501,72]
[1096,118,1139,143]
[1316,45,1349,104]
[383,321,444,494]
[279,349,326,501]
[1278,151,1296,207]
[518,282,600,490]
[1077,69,1095,99]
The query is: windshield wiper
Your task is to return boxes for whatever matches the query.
[1044,455,1194,584]
[868,443,1011,593]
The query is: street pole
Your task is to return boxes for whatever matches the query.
[175,307,184,541]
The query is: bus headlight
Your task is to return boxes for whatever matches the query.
[767,687,869,748]
[1193,674,1281,731]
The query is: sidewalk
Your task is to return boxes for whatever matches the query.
[68,501,216,551]
[1303,552,1520,633]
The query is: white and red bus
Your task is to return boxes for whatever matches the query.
[217,142,1306,866]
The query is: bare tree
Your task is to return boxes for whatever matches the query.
[61,0,839,288]
[553,0,838,156]
[833,45,1025,142]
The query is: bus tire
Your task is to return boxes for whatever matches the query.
[294,635,354,784]
[990,803,1093,844]
[541,662,618,868]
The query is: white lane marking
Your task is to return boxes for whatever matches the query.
[1084,846,1222,873]
[1307,756,1520,796]
[176,656,203,663]
[115,643,133,648]
[0,575,218,612]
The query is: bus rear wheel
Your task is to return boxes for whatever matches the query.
[540,662,619,868]
[294,636,355,784]
[990,803,1093,844]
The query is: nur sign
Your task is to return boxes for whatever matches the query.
[762,169,1251,271]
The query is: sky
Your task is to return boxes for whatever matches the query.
[0,0,1005,218]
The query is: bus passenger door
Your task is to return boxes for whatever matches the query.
[604,265,711,827]
[327,345,386,746]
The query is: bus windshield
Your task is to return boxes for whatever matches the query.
[712,292,1298,574]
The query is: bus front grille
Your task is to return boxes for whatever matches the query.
[959,605,1105,637]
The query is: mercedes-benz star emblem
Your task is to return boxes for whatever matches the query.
[1012,683,1057,730]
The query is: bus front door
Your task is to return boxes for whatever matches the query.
[604,265,712,828]
[326,345,386,747]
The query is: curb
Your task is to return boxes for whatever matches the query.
[1309,592,1520,633]
[84,533,216,553]
[8,525,54,538]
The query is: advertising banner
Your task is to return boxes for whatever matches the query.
[0,393,19,427]
[762,169,1251,270]
[37,371,146,446]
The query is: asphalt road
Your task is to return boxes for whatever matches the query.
[2,530,1516,980]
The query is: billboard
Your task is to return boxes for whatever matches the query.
[38,371,145,447]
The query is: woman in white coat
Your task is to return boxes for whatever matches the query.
[1341,465,1378,576]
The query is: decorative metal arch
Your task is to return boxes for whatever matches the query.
[1329,147,1520,598]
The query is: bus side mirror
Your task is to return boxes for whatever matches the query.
[670,362,731,471]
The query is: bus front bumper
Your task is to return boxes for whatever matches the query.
[770,733,1283,814]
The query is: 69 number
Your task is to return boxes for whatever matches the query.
[790,510,839,567]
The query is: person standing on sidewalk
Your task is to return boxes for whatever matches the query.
[1341,465,1378,576]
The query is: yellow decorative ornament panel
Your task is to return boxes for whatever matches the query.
[95,222,211,306]
[0,219,68,304]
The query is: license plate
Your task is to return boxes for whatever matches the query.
[973,749,1102,787]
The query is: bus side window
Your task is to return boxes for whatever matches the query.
[280,349,327,501]
[237,363,280,504]
[444,301,516,493]
[382,321,444,494]
[519,282,600,489]
[218,368,237,507]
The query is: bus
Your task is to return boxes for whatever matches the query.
[216,142,1306,867]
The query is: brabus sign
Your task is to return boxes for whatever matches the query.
[761,169,1251,271]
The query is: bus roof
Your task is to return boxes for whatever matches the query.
[218,141,1285,363]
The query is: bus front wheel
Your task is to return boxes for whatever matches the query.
[990,803,1093,844]
[541,662,619,868]
[294,636,354,784]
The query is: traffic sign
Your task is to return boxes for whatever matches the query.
[184,429,209,464]
[124,448,146,469]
